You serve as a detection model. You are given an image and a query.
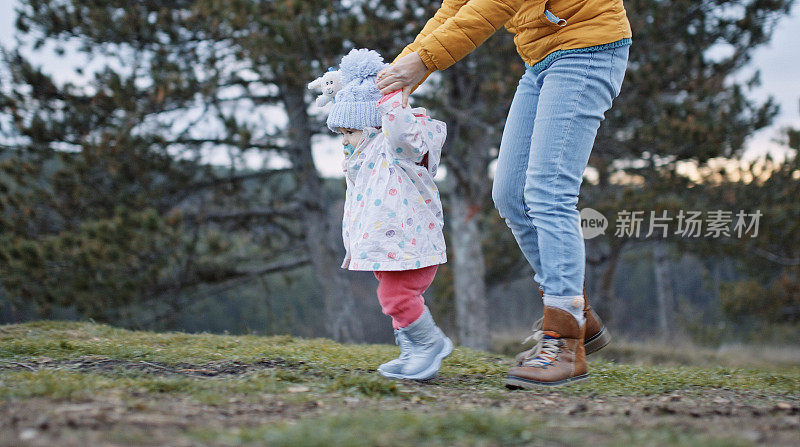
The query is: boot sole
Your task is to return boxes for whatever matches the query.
[377,364,403,376]
[379,337,453,381]
[585,326,611,355]
[504,373,589,389]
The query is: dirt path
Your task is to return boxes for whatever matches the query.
[2,359,798,446]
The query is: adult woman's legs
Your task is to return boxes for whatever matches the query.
[526,46,628,300]
[492,65,544,278]
[499,45,629,387]
[494,45,629,301]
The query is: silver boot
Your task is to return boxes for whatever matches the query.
[378,329,411,377]
[390,306,453,380]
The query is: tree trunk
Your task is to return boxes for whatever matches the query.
[652,240,674,339]
[448,191,489,350]
[303,209,364,342]
[596,241,623,325]
[282,83,363,343]
[585,238,604,302]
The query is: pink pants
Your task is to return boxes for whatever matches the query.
[374,265,438,329]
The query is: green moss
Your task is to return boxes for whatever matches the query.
[554,361,800,396]
[0,370,116,400]
[326,374,399,397]
[1,321,798,402]
[0,369,295,402]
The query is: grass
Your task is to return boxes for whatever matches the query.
[189,410,755,447]
[190,410,559,446]
[493,332,800,369]
[1,321,798,446]
[2,321,798,398]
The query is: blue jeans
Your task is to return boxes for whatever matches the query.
[492,45,629,298]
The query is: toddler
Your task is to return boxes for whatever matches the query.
[317,48,452,380]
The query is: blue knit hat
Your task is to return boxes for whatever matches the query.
[327,49,388,132]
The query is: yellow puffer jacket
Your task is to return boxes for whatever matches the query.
[398,0,631,77]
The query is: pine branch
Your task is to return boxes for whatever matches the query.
[172,138,282,151]
[753,248,800,266]
[181,169,294,191]
[184,204,305,223]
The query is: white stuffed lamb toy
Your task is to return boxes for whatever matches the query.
[307,68,342,107]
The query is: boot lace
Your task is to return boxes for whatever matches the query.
[517,317,544,363]
[521,333,562,368]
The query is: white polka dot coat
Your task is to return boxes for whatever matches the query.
[341,92,447,271]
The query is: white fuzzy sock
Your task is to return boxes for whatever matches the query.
[542,294,586,327]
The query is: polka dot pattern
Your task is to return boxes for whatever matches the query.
[339,98,448,271]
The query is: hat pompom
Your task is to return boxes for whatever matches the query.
[339,48,386,84]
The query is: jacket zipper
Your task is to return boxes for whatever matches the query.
[544,9,567,27]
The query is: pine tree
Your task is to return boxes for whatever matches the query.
[583,0,792,322]
[0,0,419,337]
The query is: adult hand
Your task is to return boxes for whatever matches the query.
[376,52,428,107]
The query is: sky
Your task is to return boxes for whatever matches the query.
[735,5,800,160]
[1,1,798,176]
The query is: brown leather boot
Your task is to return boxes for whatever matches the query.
[505,306,589,388]
[515,289,610,365]
[583,299,611,354]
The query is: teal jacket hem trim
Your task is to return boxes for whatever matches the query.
[527,38,632,75]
